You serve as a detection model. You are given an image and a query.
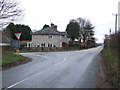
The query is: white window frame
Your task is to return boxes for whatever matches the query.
[37,44,40,47]
[48,43,53,47]
[41,43,45,47]
[48,35,53,39]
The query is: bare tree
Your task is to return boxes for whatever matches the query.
[0,0,24,30]
[75,18,94,43]
[82,19,94,43]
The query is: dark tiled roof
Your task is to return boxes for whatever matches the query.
[59,32,67,36]
[33,27,67,36]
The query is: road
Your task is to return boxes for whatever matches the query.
[2,46,103,89]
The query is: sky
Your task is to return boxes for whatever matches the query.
[17,0,119,43]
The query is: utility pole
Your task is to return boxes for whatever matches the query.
[115,14,117,33]
[112,14,120,34]
[109,28,112,35]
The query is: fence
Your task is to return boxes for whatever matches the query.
[2,46,15,54]
[20,46,81,52]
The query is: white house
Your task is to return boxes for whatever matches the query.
[31,24,68,48]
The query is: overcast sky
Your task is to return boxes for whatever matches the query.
[18,0,119,43]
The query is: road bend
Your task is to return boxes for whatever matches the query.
[2,46,103,89]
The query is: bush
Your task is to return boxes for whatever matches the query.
[20,43,27,48]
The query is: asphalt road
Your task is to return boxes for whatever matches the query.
[2,46,103,89]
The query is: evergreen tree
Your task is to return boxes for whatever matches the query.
[66,22,80,42]
[6,23,32,41]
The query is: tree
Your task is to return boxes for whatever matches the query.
[82,20,94,43]
[75,18,85,42]
[66,21,80,43]
[75,18,94,43]
[66,17,95,45]
[84,21,94,42]
[0,0,24,29]
[6,23,32,41]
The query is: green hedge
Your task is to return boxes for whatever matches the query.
[103,32,119,88]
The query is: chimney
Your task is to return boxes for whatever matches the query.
[51,23,54,28]
[51,23,57,30]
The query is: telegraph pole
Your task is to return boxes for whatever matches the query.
[109,28,112,35]
[115,14,117,33]
[112,14,120,34]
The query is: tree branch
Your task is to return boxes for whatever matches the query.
[0,0,24,30]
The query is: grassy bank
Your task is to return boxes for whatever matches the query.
[101,32,120,88]
[101,48,119,88]
[1,52,31,70]
[2,53,25,66]
[1,46,31,70]
[0,58,2,66]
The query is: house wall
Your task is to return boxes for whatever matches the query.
[60,35,68,44]
[32,34,68,47]
[32,35,60,47]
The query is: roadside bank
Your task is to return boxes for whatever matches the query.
[1,53,31,71]
[96,49,119,88]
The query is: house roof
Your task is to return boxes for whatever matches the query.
[32,27,67,36]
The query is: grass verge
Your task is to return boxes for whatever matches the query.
[2,53,31,70]
[2,53,24,66]
[101,48,119,88]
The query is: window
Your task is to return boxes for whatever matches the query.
[44,43,45,47]
[48,43,52,47]
[48,35,53,39]
[41,44,43,47]
[41,43,45,47]
[37,44,40,47]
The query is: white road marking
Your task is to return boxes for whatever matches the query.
[42,56,47,58]
[5,54,67,89]
[36,55,47,58]
[4,72,43,90]
[62,58,66,62]
[55,58,67,66]
[5,57,66,89]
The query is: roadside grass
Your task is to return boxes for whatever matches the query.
[0,58,2,66]
[2,53,25,66]
[101,48,119,88]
